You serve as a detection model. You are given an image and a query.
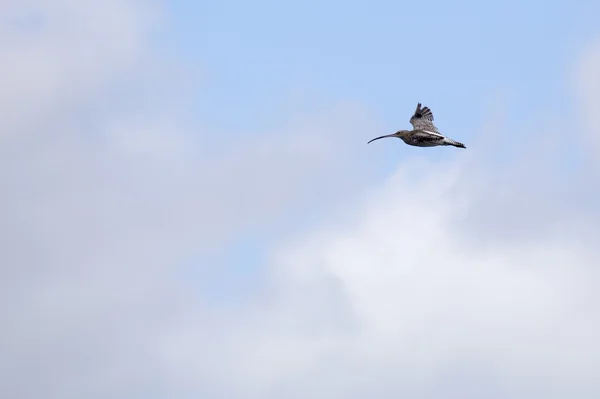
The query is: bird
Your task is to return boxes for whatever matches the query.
[368,103,466,149]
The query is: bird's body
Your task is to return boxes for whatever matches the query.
[368,103,466,149]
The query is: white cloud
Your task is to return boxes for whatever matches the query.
[160,153,599,399]
[0,2,375,398]
[0,0,161,139]
[262,161,600,398]
[2,1,600,398]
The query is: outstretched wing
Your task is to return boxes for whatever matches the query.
[409,103,440,133]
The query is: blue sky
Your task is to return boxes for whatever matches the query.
[167,0,588,142]
[4,1,600,397]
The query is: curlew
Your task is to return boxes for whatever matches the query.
[368,103,466,149]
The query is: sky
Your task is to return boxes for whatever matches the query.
[2,0,600,398]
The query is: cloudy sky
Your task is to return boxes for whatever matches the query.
[2,0,600,398]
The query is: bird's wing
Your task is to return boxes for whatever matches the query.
[409,103,440,133]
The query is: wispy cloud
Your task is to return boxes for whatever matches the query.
[0,3,376,397]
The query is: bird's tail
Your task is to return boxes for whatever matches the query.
[443,138,466,149]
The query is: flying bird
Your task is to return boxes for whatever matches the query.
[368,103,466,149]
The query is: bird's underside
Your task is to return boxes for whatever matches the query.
[368,103,466,149]
[404,129,465,148]
[404,131,446,147]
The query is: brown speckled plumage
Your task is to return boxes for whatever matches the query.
[368,103,466,149]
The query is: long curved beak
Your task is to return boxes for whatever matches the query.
[367,133,398,144]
